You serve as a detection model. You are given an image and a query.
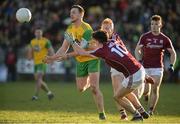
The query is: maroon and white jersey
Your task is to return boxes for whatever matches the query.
[91,39,141,77]
[139,31,173,68]
[110,33,125,44]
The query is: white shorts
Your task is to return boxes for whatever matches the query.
[122,66,145,90]
[110,68,123,76]
[145,68,163,76]
[111,67,144,99]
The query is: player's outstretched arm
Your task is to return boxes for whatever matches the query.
[64,32,95,57]
[55,39,70,56]
[43,36,71,64]
[56,51,78,62]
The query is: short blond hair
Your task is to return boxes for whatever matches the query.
[101,18,114,27]
[151,15,162,23]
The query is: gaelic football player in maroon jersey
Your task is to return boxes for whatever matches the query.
[101,18,146,120]
[63,30,152,121]
[135,15,176,115]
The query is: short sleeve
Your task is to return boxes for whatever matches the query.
[45,40,52,49]
[82,29,93,41]
[139,35,145,45]
[164,37,173,49]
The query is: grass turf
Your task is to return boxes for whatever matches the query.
[0,81,180,123]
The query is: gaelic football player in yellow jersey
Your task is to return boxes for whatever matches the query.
[27,28,55,101]
[44,5,106,120]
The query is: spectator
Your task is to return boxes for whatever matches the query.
[5,46,17,82]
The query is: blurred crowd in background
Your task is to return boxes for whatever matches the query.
[0,0,179,82]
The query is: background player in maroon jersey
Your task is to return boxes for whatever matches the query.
[101,18,145,120]
[63,30,151,121]
[135,15,176,115]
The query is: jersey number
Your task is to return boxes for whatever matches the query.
[111,45,128,57]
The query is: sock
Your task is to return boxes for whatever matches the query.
[119,109,126,115]
[99,112,105,115]
[32,96,38,99]
[47,91,52,95]
[134,110,141,117]
[137,106,145,113]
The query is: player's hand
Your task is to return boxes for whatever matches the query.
[145,75,155,84]
[64,32,75,44]
[43,55,55,64]
[168,64,174,74]
[56,54,68,61]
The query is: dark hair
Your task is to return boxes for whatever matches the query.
[71,5,84,14]
[92,30,108,44]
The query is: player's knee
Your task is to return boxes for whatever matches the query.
[90,86,98,95]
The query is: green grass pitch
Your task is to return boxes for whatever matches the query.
[0,81,180,123]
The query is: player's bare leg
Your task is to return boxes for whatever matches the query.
[143,83,151,102]
[76,73,105,120]
[89,72,105,120]
[114,87,143,121]
[133,83,145,99]
[32,73,42,100]
[32,73,54,100]
[111,74,128,120]
[76,76,90,92]
[41,80,54,100]
[126,92,149,119]
[149,75,163,115]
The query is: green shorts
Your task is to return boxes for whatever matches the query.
[76,59,100,77]
[34,64,47,74]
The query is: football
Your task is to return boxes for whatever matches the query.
[16,8,32,23]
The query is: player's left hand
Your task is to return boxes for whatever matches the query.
[168,64,174,74]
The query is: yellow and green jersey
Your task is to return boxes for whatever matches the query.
[66,21,97,62]
[30,37,52,65]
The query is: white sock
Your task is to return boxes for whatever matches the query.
[47,91,52,95]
